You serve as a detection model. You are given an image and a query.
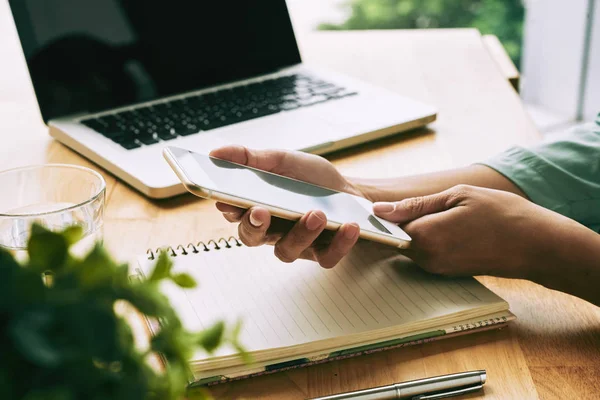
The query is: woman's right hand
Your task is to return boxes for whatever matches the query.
[209,145,363,268]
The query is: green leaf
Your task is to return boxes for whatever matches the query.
[62,226,84,246]
[116,316,135,350]
[197,321,225,353]
[62,301,120,361]
[0,368,15,400]
[27,224,69,272]
[11,266,46,306]
[78,244,117,287]
[23,387,73,400]
[231,319,243,340]
[151,327,194,360]
[126,285,169,317]
[0,248,23,311]
[149,252,172,282]
[0,247,20,269]
[233,342,252,365]
[229,319,251,364]
[9,309,62,367]
[171,273,196,288]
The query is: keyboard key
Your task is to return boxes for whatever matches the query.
[108,136,127,146]
[329,90,358,99]
[311,85,342,96]
[111,134,140,148]
[297,94,329,107]
[198,119,224,131]
[137,134,159,145]
[281,94,298,101]
[102,130,125,139]
[251,107,280,117]
[156,129,178,141]
[127,127,142,136]
[81,118,106,132]
[280,102,300,111]
[99,114,119,125]
[177,124,200,136]
[119,140,142,150]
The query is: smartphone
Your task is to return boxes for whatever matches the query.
[163,146,411,248]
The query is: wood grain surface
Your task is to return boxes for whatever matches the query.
[1,3,598,398]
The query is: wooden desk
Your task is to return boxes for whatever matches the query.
[482,35,520,92]
[1,4,598,397]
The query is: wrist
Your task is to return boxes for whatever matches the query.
[521,207,570,282]
[344,163,529,204]
[526,211,600,305]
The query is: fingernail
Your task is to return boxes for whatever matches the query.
[344,224,359,240]
[373,202,395,213]
[249,211,263,227]
[306,211,325,231]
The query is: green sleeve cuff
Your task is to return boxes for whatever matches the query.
[480,121,600,230]
[480,146,571,216]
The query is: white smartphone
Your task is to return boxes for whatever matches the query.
[163,146,411,248]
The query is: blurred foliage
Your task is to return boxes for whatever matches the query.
[319,0,525,68]
[0,224,245,400]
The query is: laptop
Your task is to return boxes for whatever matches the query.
[9,1,436,198]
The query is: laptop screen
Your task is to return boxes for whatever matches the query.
[10,0,302,122]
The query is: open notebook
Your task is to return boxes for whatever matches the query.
[136,237,514,386]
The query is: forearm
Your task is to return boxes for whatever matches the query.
[534,219,600,307]
[348,164,527,202]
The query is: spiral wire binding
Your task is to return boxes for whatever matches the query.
[146,236,242,260]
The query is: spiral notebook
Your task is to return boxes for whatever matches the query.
[136,237,514,386]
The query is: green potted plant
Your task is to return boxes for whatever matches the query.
[0,225,244,400]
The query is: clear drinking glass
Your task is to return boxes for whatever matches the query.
[0,164,105,259]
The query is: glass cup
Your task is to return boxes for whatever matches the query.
[0,164,106,260]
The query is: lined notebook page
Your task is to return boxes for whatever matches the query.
[138,241,505,355]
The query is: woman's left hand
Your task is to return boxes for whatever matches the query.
[373,184,567,279]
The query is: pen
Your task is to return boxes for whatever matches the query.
[309,370,487,400]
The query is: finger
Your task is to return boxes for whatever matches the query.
[238,207,271,247]
[215,202,244,214]
[402,206,460,240]
[400,209,463,274]
[372,185,472,223]
[402,214,436,244]
[273,210,327,263]
[215,202,245,222]
[314,223,360,269]
[209,145,288,172]
[223,212,242,223]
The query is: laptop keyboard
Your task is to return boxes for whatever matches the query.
[80,74,357,150]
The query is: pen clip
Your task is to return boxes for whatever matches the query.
[411,384,483,400]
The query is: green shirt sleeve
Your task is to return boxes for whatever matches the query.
[481,115,600,232]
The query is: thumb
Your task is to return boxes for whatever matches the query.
[373,186,467,223]
[210,145,287,172]
[209,145,252,165]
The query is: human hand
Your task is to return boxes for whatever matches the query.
[209,146,362,267]
[373,184,565,279]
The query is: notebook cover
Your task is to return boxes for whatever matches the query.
[190,312,514,387]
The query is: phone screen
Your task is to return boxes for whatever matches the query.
[170,147,410,242]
